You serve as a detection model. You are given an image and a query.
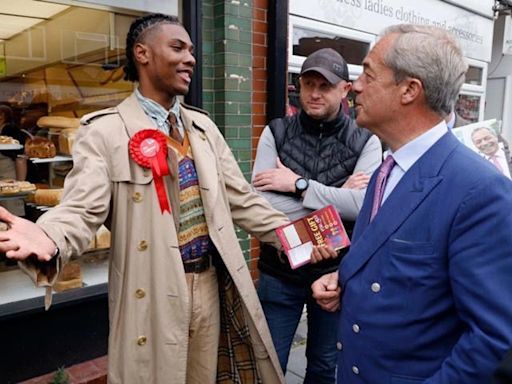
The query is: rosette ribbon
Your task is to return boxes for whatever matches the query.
[129,129,171,214]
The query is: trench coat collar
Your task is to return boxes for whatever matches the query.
[116,93,219,215]
[340,132,459,285]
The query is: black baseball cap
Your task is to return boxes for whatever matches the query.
[300,48,349,84]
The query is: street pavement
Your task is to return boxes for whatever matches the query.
[285,312,307,383]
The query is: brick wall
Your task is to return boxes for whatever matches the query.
[249,0,269,279]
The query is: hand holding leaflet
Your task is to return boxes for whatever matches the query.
[276,204,350,269]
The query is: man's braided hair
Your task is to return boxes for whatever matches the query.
[123,13,181,82]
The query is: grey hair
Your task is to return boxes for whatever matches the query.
[471,126,496,139]
[380,24,468,116]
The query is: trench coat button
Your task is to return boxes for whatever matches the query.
[143,169,150,177]
[135,288,146,298]
[371,282,381,293]
[352,365,359,375]
[352,324,360,333]
[137,336,147,346]
[138,240,148,251]
[336,341,343,351]
[132,192,143,202]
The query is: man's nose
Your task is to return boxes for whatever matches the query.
[185,51,196,66]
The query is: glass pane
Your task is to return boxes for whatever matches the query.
[466,66,483,85]
[455,94,480,123]
[0,4,138,296]
[293,26,369,66]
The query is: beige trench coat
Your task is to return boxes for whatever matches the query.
[23,94,288,383]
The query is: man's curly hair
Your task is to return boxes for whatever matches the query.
[123,13,181,82]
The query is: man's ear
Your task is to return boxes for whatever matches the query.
[401,77,423,105]
[133,42,149,65]
[339,81,352,99]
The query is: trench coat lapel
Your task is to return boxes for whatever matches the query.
[340,132,459,284]
[180,107,219,213]
[117,93,157,137]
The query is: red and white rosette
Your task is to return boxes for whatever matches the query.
[129,129,171,214]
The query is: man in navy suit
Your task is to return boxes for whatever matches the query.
[311,24,512,383]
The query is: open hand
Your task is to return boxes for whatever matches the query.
[0,207,57,261]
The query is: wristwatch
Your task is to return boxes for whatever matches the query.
[294,177,309,197]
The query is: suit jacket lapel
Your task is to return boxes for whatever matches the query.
[340,132,459,284]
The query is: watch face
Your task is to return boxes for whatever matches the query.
[296,178,308,191]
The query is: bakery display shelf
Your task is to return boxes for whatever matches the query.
[0,144,23,150]
[25,202,52,211]
[0,253,109,309]
[0,191,34,201]
[31,155,72,164]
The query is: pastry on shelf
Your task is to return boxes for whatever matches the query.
[25,137,57,158]
[0,135,19,145]
[34,188,63,206]
[0,179,20,195]
[18,181,36,192]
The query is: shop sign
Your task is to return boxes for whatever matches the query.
[77,0,178,14]
[290,0,494,62]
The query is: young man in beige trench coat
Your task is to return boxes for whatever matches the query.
[0,14,289,384]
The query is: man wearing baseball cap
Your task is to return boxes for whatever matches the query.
[252,48,382,383]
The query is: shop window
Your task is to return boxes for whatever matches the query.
[466,65,483,86]
[456,94,481,123]
[0,3,142,308]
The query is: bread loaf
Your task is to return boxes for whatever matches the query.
[54,261,83,292]
[37,116,80,129]
[58,128,78,155]
[34,188,63,206]
[25,137,56,158]
[59,261,81,280]
[95,225,111,249]
[53,278,82,292]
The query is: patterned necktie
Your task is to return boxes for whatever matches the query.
[168,112,183,143]
[370,155,396,222]
[489,155,504,173]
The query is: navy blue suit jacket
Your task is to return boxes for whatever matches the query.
[337,132,512,383]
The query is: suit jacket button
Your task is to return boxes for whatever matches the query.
[132,192,143,202]
[138,240,148,251]
[137,336,147,346]
[352,324,360,333]
[352,365,359,375]
[371,282,381,293]
[336,341,343,351]
[135,289,146,298]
